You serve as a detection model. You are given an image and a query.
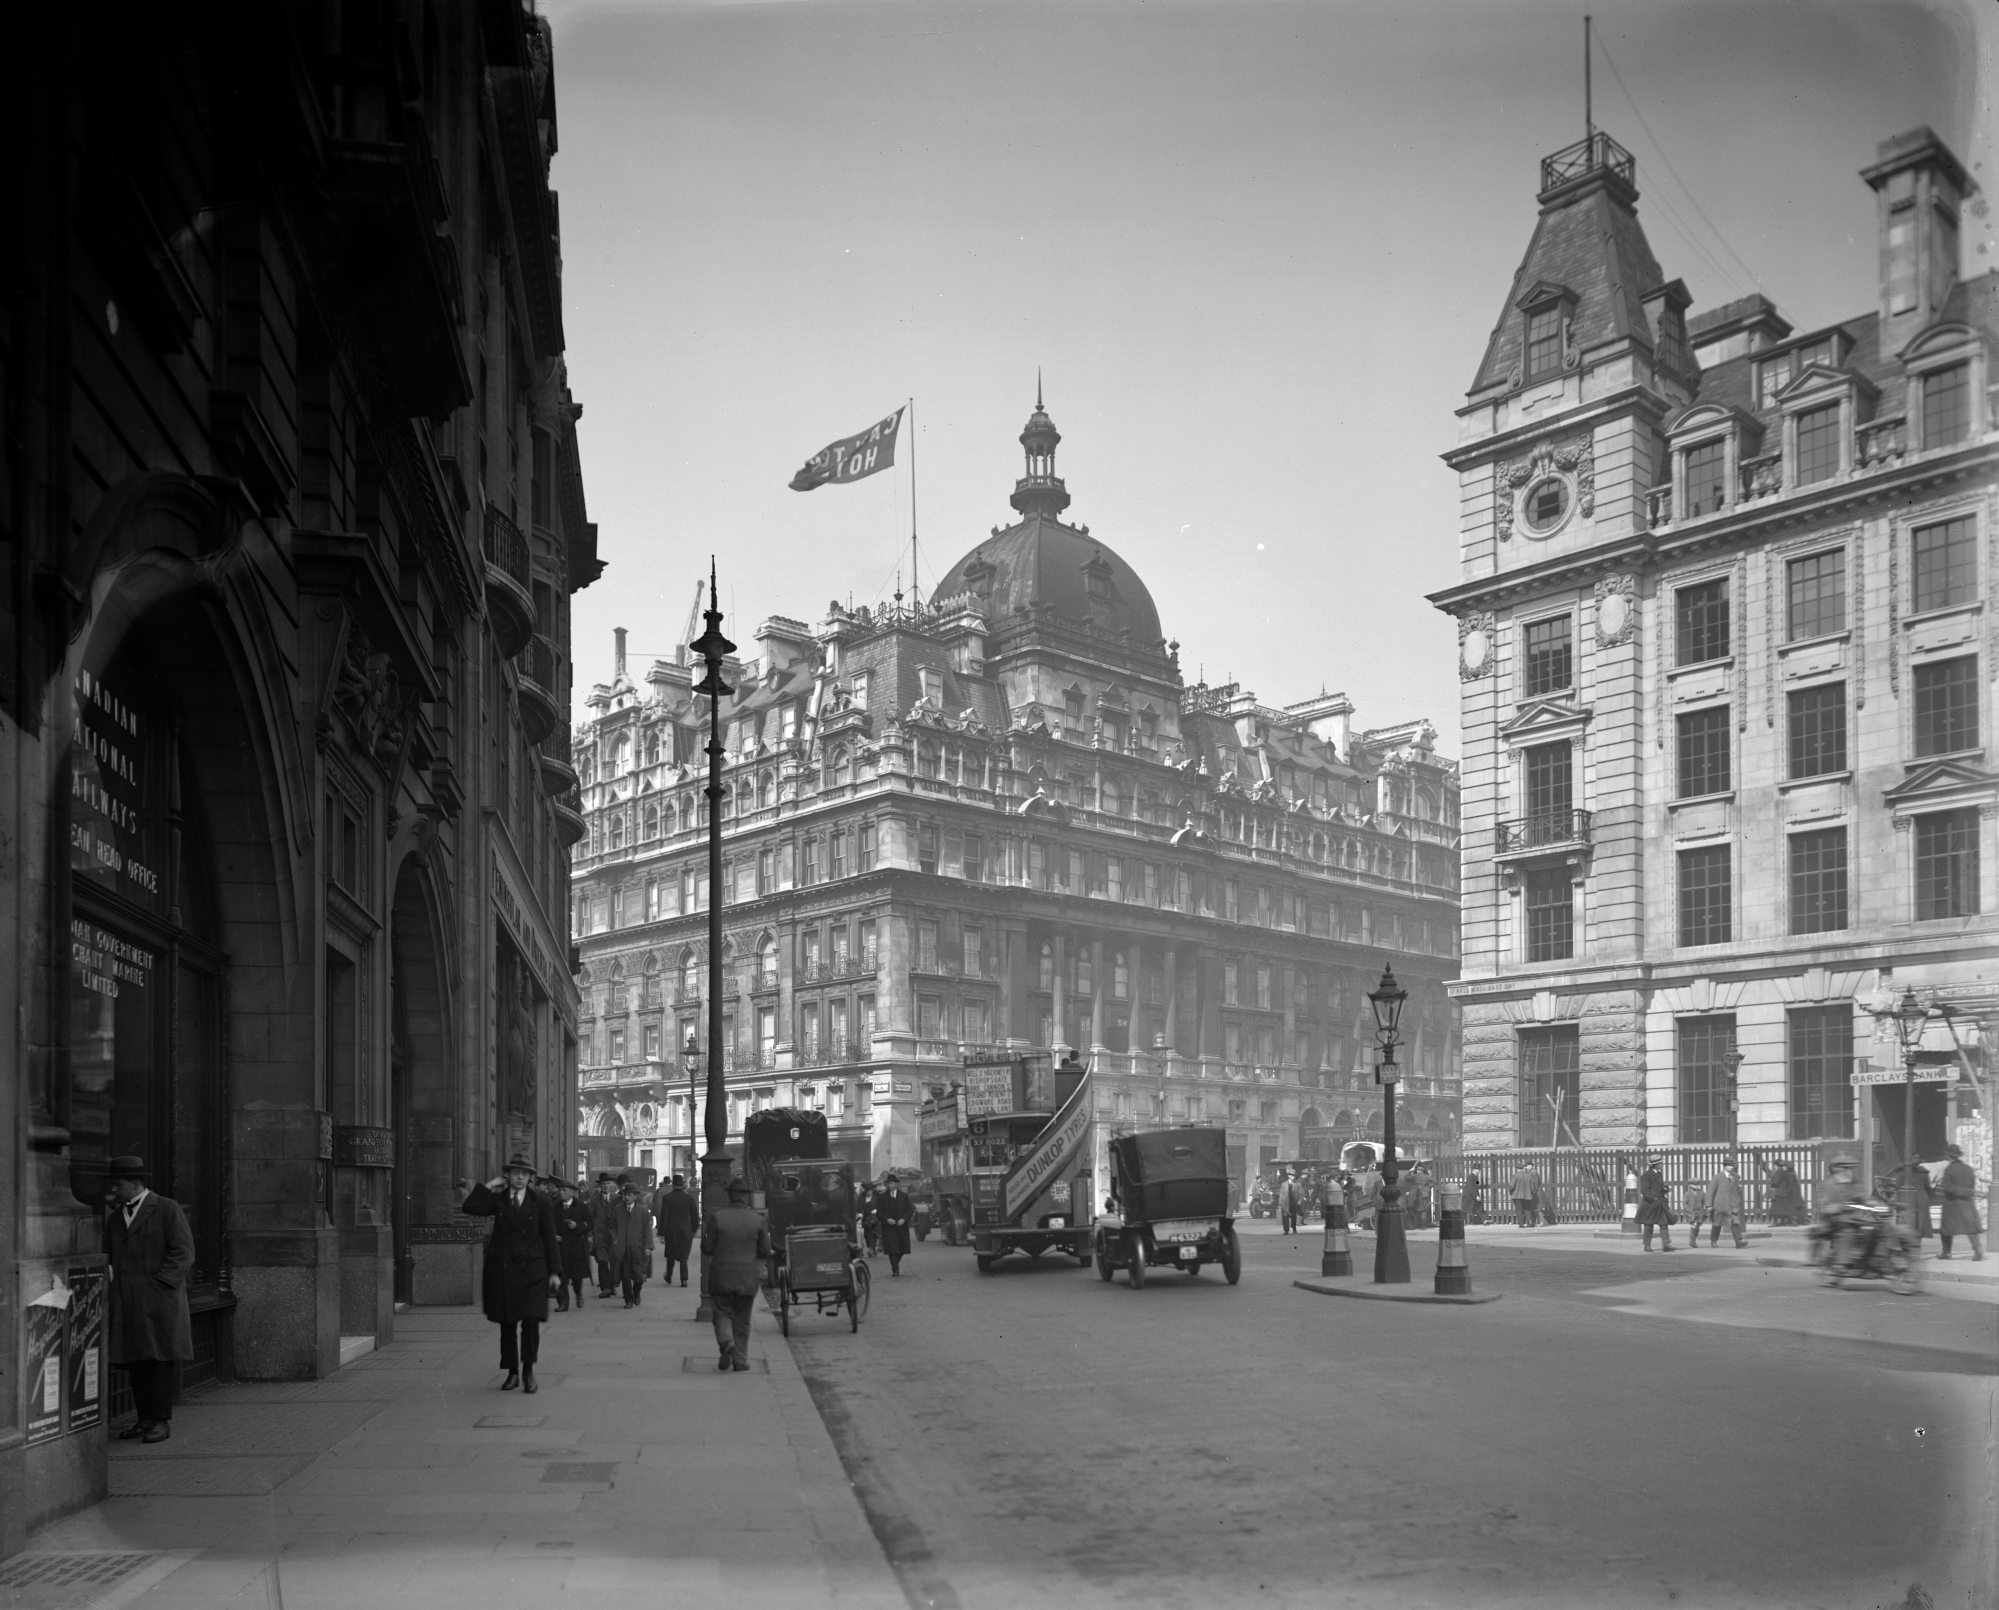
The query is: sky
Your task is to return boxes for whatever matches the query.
[540,0,1991,751]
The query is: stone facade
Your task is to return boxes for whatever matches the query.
[1435,127,1997,1171]
[3,6,599,1550]
[573,402,1462,1193]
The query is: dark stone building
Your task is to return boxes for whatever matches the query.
[3,3,599,1547]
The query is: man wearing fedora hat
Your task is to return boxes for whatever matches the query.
[1936,1144,1985,1261]
[588,1172,621,1299]
[462,1156,563,1391]
[1636,1155,1675,1251]
[700,1177,772,1372]
[103,1156,194,1443]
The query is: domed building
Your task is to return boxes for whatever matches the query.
[571,396,1460,1200]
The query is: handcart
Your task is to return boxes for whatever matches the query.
[775,1225,871,1335]
[762,1157,872,1335]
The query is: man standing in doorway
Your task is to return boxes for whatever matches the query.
[104,1156,194,1444]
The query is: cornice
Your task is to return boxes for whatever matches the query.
[1428,535,1655,615]
[1443,384,1672,472]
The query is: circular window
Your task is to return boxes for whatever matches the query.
[1521,475,1572,536]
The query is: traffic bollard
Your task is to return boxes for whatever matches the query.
[1434,1186,1470,1296]
[1320,1200,1352,1277]
[1620,1169,1640,1235]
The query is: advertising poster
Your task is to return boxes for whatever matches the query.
[67,1268,105,1432]
[963,1062,1017,1118]
[24,1295,66,1446]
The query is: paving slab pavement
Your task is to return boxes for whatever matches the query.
[19,1290,903,1610]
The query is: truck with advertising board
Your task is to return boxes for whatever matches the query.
[926,1051,1095,1272]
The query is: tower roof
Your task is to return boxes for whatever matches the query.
[1467,131,1667,396]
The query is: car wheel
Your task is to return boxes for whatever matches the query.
[1095,1237,1115,1282]
[976,1253,996,1274]
[1127,1237,1146,1290]
[1220,1225,1242,1285]
[777,1291,790,1336]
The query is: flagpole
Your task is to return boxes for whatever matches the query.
[908,398,918,609]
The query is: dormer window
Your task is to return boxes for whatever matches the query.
[1684,439,1727,517]
[1795,404,1841,485]
[918,668,942,704]
[1921,364,1970,447]
[1525,305,1564,382]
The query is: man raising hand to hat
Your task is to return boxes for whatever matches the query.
[104,1156,194,1443]
[463,1156,562,1392]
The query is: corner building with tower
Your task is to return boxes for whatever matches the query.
[571,399,1461,1193]
[1433,126,1996,1175]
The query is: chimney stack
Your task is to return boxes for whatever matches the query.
[1862,127,1972,356]
[614,626,627,678]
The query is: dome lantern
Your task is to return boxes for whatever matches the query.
[1010,376,1071,517]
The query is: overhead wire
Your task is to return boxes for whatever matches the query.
[1594,33,1765,298]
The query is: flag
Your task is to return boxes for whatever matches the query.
[788,408,904,491]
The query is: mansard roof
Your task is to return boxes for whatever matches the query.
[1469,161,1667,395]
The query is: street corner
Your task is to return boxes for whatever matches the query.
[1293,1278,1502,1305]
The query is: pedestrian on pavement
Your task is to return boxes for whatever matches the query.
[1765,1159,1807,1225]
[1405,1163,1434,1231]
[103,1155,194,1445]
[462,1156,562,1393]
[1637,1155,1675,1251]
[1701,1158,1748,1248]
[552,1180,592,1310]
[610,1179,654,1306]
[1354,1165,1382,1231]
[1276,1170,1301,1236]
[1935,1145,1985,1260]
[859,1182,881,1256]
[1510,1164,1541,1229]
[878,1179,914,1275]
[588,1172,620,1297]
[701,1177,772,1372]
[653,1174,699,1287]
[1463,1167,1485,1225]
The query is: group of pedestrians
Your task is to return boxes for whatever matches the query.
[455,1157,775,1386]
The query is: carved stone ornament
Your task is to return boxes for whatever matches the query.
[1458,612,1497,681]
[1593,575,1638,647]
[1495,433,1595,543]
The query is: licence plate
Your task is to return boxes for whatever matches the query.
[1152,1219,1217,1243]
[1177,1245,1198,1261]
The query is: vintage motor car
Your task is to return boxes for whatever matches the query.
[1093,1127,1241,1289]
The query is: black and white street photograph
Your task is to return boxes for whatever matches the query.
[1,2,1994,1607]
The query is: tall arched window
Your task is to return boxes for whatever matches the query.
[1101,778,1123,816]
[642,803,660,839]
[828,746,850,787]
[1038,942,1054,993]
[611,733,632,773]
[609,814,626,850]
[1076,951,1093,996]
[664,800,678,836]
[644,730,662,765]
[1112,951,1130,998]
[758,772,775,809]
[680,951,699,999]
[917,741,940,779]
[758,935,778,987]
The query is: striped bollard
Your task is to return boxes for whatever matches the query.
[1320,1200,1353,1278]
[1434,1186,1470,1295]
[1620,1170,1640,1236]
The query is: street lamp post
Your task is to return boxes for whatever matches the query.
[681,1027,701,1181]
[1721,1044,1744,1147]
[1368,965,1410,1284]
[1890,988,1932,1239]
[689,561,736,1321]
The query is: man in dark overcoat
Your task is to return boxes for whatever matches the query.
[1637,1155,1675,1251]
[552,1180,593,1309]
[1935,1145,1983,1260]
[103,1155,194,1443]
[877,1179,914,1276]
[462,1155,562,1392]
[588,1172,621,1297]
[653,1175,699,1287]
[701,1177,772,1371]
[609,1179,654,1306]
[1765,1159,1807,1225]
